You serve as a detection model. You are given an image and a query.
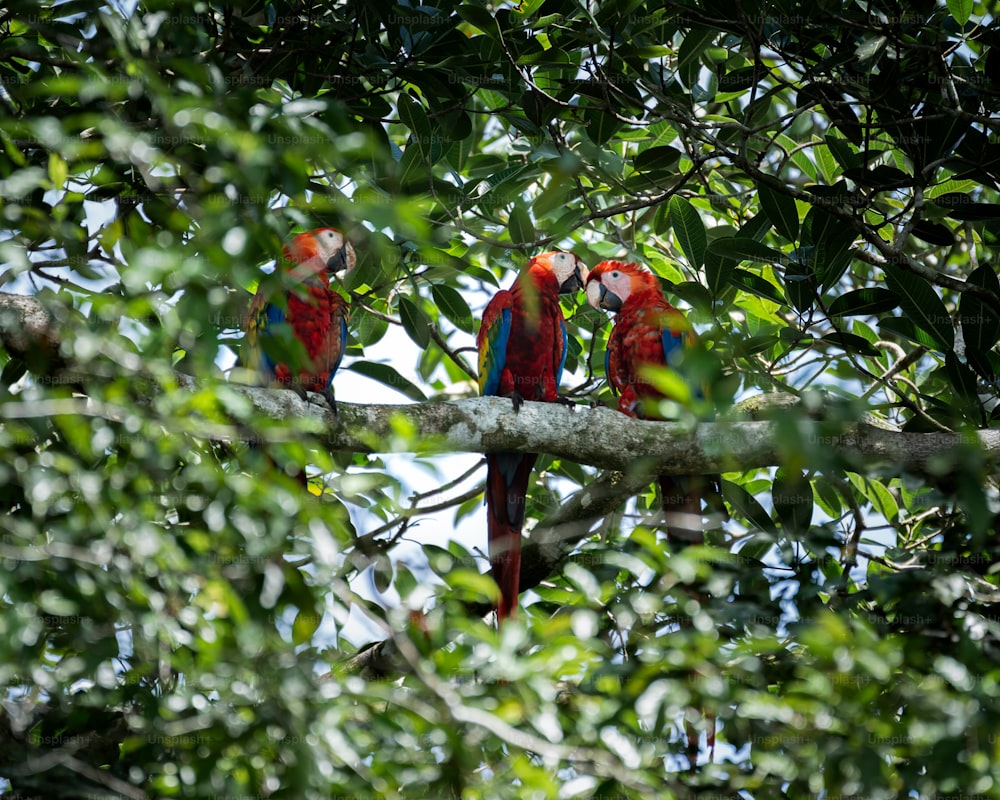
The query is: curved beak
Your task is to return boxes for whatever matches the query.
[559,258,589,294]
[586,280,622,312]
[326,241,356,275]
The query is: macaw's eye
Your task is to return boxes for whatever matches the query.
[611,271,620,278]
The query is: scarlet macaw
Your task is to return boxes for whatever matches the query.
[585,259,710,543]
[477,251,589,622]
[244,227,355,413]
[587,259,719,766]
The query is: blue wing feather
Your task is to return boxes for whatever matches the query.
[245,291,286,380]
[662,327,685,367]
[479,305,512,397]
[326,314,348,389]
[259,303,286,378]
[555,316,568,388]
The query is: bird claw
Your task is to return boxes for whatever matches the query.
[286,383,309,402]
[284,383,337,415]
[319,388,338,416]
[510,392,524,413]
[554,395,578,409]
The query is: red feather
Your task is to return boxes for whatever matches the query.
[588,260,706,543]
[588,259,718,765]
[477,252,585,622]
[271,286,348,394]
[246,228,353,411]
[244,228,354,485]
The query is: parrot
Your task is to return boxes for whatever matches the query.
[244,227,355,414]
[477,251,589,623]
[586,259,719,766]
[585,259,715,543]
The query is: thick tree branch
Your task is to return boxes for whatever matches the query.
[5,386,998,476]
[3,292,999,478]
[0,292,65,362]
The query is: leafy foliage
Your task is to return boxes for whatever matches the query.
[1,0,1000,797]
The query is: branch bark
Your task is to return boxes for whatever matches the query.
[3,292,999,477]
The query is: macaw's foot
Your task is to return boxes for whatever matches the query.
[510,391,525,412]
[554,395,578,409]
[285,383,309,402]
[319,387,338,415]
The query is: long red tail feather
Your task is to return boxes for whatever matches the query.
[486,453,537,622]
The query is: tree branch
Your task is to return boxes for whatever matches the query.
[3,292,999,477]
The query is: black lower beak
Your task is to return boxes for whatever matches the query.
[326,242,351,274]
[559,265,585,294]
[599,284,623,312]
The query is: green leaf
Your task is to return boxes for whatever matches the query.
[430,283,474,333]
[729,268,786,306]
[733,333,779,357]
[925,181,979,200]
[824,134,860,171]
[394,562,419,600]
[911,220,954,246]
[757,183,799,241]
[676,27,716,89]
[397,295,432,350]
[355,308,389,347]
[291,608,321,646]
[455,5,497,36]
[372,553,392,593]
[707,237,785,265]
[634,146,681,173]
[814,143,841,183]
[475,164,528,203]
[583,106,622,145]
[777,133,817,180]
[827,288,900,317]
[347,360,428,401]
[784,260,817,313]
[848,474,899,523]
[704,241,736,301]
[723,481,777,534]
[532,179,572,216]
[48,152,68,191]
[842,164,912,188]
[398,146,429,188]
[772,469,814,532]
[397,94,431,155]
[947,0,972,25]
[933,195,1000,221]
[959,266,1000,378]
[508,202,535,245]
[882,263,954,350]
[878,317,946,350]
[819,332,882,358]
[631,45,673,58]
[668,195,707,268]
[945,351,979,411]
[802,206,856,289]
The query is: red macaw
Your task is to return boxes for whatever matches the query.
[586,260,709,542]
[477,251,589,622]
[587,259,718,766]
[244,227,355,413]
